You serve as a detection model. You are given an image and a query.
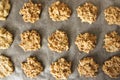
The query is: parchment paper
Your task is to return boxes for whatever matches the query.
[0,0,120,80]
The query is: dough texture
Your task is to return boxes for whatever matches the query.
[19,30,41,51]
[0,28,13,49]
[48,30,69,53]
[104,6,120,25]
[75,33,96,53]
[21,57,43,78]
[0,0,11,20]
[102,56,120,78]
[19,0,42,23]
[76,2,98,24]
[50,58,71,79]
[103,31,120,52]
[0,55,14,78]
[77,57,99,77]
[48,1,71,21]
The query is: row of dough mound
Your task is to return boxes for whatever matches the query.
[1,0,120,26]
[0,27,119,53]
[0,55,120,79]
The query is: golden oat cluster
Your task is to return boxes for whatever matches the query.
[0,55,14,78]
[103,31,120,52]
[102,56,120,78]
[104,6,120,25]
[21,57,43,78]
[0,0,11,20]
[50,58,71,79]
[76,2,98,24]
[75,33,96,53]
[48,1,71,21]
[48,30,69,53]
[19,0,42,23]
[19,30,41,51]
[0,28,13,49]
[77,57,99,77]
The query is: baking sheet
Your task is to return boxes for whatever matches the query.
[0,0,120,80]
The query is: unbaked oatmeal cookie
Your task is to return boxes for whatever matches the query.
[21,57,43,78]
[77,57,99,77]
[0,0,11,20]
[50,58,71,79]
[76,2,98,24]
[102,56,120,78]
[104,6,120,25]
[19,30,41,51]
[75,33,96,53]
[0,55,14,78]
[48,1,71,21]
[0,27,13,49]
[103,31,120,52]
[48,30,69,53]
[19,0,42,23]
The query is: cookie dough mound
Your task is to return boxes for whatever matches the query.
[19,30,41,51]
[21,57,43,78]
[0,28,13,49]
[103,31,120,52]
[77,57,99,77]
[48,1,71,21]
[76,2,98,24]
[0,0,11,20]
[102,56,120,78]
[0,55,14,78]
[48,30,69,53]
[75,33,96,53]
[104,6,120,25]
[50,58,71,79]
[19,0,42,23]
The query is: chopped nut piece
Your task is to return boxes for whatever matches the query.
[75,33,96,53]
[102,56,120,78]
[48,30,69,53]
[50,58,71,79]
[0,55,14,78]
[19,0,42,23]
[48,1,71,21]
[76,2,98,24]
[77,57,99,77]
[0,28,13,49]
[0,0,11,20]
[104,6,120,25]
[19,30,41,51]
[103,31,120,52]
[21,57,43,78]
